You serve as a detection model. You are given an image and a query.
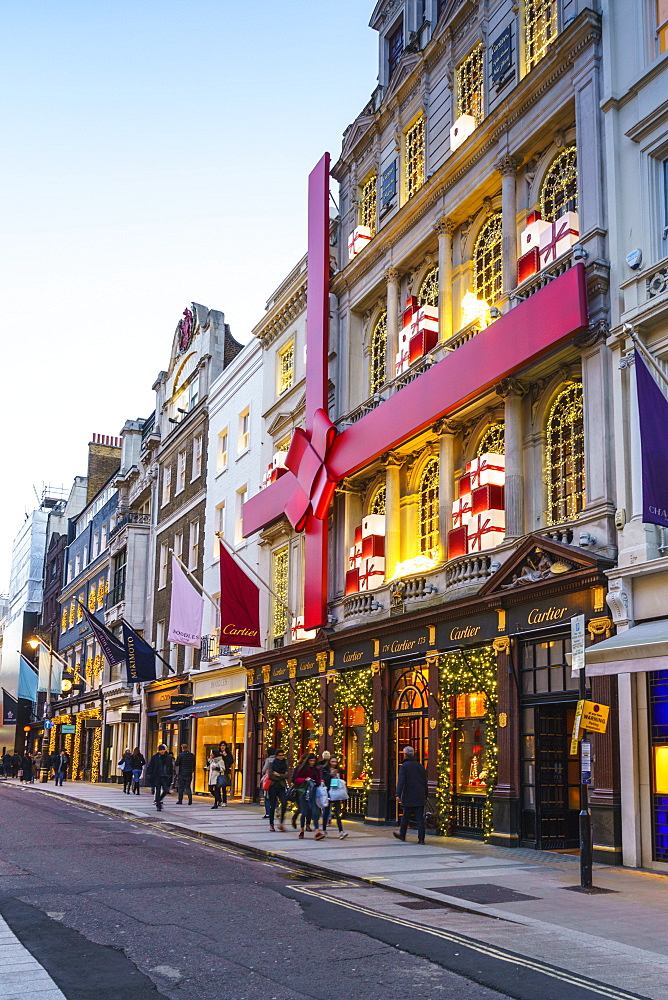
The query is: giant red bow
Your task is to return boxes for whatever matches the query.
[284,408,338,532]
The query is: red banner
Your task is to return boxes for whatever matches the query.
[218,543,262,647]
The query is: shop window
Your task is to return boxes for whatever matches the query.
[520,635,577,696]
[370,483,386,516]
[273,712,289,750]
[477,421,505,457]
[545,382,585,525]
[272,546,289,644]
[343,706,366,787]
[405,117,425,201]
[369,311,387,395]
[359,174,377,237]
[658,1,668,54]
[455,692,488,794]
[540,147,578,223]
[524,0,557,72]
[418,266,439,308]
[278,341,294,396]
[300,711,317,756]
[456,43,484,124]
[473,213,503,305]
[419,458,439,556]
[391,667,428,713]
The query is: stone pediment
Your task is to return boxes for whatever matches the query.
[478,534,605,597]
[341,114,376,162]
[267,412,294,437]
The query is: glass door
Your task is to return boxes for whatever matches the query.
[521,703,579,849]
[388,665,429,822]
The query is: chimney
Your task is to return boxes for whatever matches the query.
[87,433,122,503]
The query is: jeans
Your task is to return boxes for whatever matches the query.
[155,777,170,808]
[132,769,142,792]
[177,775,193,803]
[399,804,425,842]
[297,789,319,830]
[268,784,287,826]
[55,771,65,786]
[322,800,343,833]
[122,771,133,793]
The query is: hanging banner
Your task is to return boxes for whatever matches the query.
[635,348,668,527]
[122,622,157,683]
[167,556,204,647]
[219,543,262,647]
[18,656,38,703]
[80,604,126,666]
[3,689,18,726]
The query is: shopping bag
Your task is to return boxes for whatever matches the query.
[315,784,329,809]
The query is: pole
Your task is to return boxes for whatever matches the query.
[579,667,593,889]
[168,548,220,612]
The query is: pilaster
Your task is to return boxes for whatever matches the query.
[435,217,454,342]
[385,267,401,379]
[497,155,520,297]
[496,378,526,538]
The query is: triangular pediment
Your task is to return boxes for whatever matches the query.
[267,412,294,437]
[341,114,376,162]
[383,52,422,104]
[478,534,608,598]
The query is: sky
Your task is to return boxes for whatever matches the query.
[1,1,378,592]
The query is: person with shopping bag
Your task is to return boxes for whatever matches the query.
[292,753,323,839]
[319,756,349,839]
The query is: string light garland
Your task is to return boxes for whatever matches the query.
[294,677,321,753]
[48,715,73,755]
[333,668,373,811]
[437,646,498,840]
[72,708,102,782]
[266,684,291,756]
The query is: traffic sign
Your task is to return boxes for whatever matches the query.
[571,614,585,676]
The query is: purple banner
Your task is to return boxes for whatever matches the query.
[635,348,668,527]
[167,557,204,647]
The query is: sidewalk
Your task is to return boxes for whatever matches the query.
[5,778,668,996]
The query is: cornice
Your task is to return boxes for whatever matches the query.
[255,284,307,349]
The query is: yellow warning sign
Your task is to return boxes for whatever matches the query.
[580,700,609,734]
[570,700,585,756]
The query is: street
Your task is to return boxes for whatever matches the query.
[0,785,655,1000]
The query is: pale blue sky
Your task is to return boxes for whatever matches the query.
[1,1,378,590]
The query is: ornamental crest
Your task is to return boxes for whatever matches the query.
[177,307,194,353]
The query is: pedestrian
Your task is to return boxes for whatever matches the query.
[208,749,226,809]
[175,743,196,804]
[54,749,70,786]
[130,747,145,794]
[292,752,323,839]
[259,746,276,819]
[33,751,42,778]
[1,751,12,776]
[12,752,21,778]
[210,741,233,805]
[145,744,174,812]
[118,749,134,793]
[320,755,348,840]
[393,746,428,844]
[20,753,33,783]
[267,747,288,832]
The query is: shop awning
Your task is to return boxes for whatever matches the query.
[164,695,245,721]
[585,619,668,676]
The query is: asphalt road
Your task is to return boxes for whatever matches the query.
[0,785,652,1000]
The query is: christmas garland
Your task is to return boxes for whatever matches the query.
[294,676,321,754]
[265,684,291,755]
[437,646,498,840]
[333,667,374,810]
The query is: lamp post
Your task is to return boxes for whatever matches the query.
[28,636,69,782]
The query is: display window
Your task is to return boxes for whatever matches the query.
[300,711,317,756]
[649,670,668,862]
[273,713,289,753]
[343,706,366,786]
[194,715,234,794]
[454,691,488,794]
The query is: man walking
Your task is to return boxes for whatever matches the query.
[175,743,196,805]
[145,744,174,811]
[54,750,70,786]
[393,746,428,844]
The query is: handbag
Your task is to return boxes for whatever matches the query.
[328,779,348,802]
[261,773,271,792]
[286,783,298,803]
[17,769,23,778]
[216,773,230,788]
[315,784,329,809]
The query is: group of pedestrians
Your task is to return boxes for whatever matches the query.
[1,749,70,784]
[261,747,349,839]
[117,748,146,794]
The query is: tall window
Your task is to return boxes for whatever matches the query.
[658,1,668,54]
[238,408,250,452]
[235,487,247,545]
[369,311,387,395]
[473,213,503,304]
[173,530,183,562]
[540,147,578,222]
[272,546,289,643]
[370,484,386,515]
[524,0,557,72]
[360,175,377,236]
[189,519,200,569]
[214,502,225,556]
[97,576,106,608]
[113,548,127,599]
[477,422,505,457]
[405,117,425,201]
[419,458,439,556]
[456,43,484,124]
[418,267,439,308]
[278,341,294,395]
[100,523,107,550]
[387,19,404,79]
[161,466,172,506]
[545,383,585,525]
[217,429,228,472]
[77,593,84,621]
[158,542,169,588]
[192,434,203,480]
[176,450,186,492]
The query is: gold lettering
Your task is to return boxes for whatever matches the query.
[222,624,259,636]
[449,625,481,641]
[527,606,567,625]
[343,651,364,662]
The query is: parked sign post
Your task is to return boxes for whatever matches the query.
[571,615,592,889]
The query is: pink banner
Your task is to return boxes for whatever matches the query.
[167,556,204,647]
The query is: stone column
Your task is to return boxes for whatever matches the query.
[425,654,440,799]
[497,154,520,297]
[435,217,454,342]
[384,453,403,579]
[385,267,400,379]
[436,419,459,555]
[497,379,526,539]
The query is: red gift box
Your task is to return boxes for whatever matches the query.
[526,210,542,226]
[458,472,471,496]
[346,568,360,594]
[448,525,468,559]
[539,211,579,266]
[409,326,438,364]
[403,295,418,328]
[452,493,473,527]
[362,534,385,559]
[469,453,505,489]
[517,246,540,284]
[472,484,505,515]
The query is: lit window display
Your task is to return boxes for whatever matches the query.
[454,692,488,794]
[343,706,366,786]
[300,711,317,756]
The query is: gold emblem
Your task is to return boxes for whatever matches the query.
[492,637,510,655]
[429,718,437,730]
[587,616,612,640]
[246,669,255,686]
[328,725,333,737]
[316,651,329,673]
[261,664,271,684]
[498,712,508,728]
[287,658,297,679]
[373,720,379,733]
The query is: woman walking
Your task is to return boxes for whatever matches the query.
[208,749,226,809]
[292,752,323,839]
[320,755,348,840]
[118,749,134,793]
[130,747,145,794]
[266,748,288,832]
[20,753,33,783]
[215,741,233,805]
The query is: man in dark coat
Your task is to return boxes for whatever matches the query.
[393,745,428,844]
[54,750,70,786]
[174,743,196,805]
[145,744,174,812]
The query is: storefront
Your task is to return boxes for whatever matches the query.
[245,536,620,856]
[145,680,192,761]
[102,682,142,781]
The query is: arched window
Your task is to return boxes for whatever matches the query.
[419,458,439,556]
[418,266,439,308]
[370,483,386,515]
[477,422,505,457]
[473,214,503,305]
[369,311,387,395]
[545,383,585,525]
[540,147,578,222]
[391,667,429,713]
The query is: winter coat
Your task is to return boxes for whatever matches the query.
[175,750,195,778]
[130,753,145,770]
[216,749,233,774]
[20,756,33,779]
[396,758,428,807]
[118,753,134,772]
[293,765,321,790]
[267,757,288,785]
[55,753,70,775]
[145,752,174,784]
[208,754,226,787]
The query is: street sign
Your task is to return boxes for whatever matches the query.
[571,614,586,676]
[570,699,585,755]
[581,738,592,785]
[43,720,53,729]
[61,724,76,734]
[580,700,609,734]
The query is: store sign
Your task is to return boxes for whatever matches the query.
[170,696,192,710]
[120,712,140,724]
[333,641,375,670]
[378,627,434,661]
[436,612,498,651]
[61,724,76,734]
[296,655,320,678]
[490,25,514,88]
[270,663,290,684]
[509,593,590,632]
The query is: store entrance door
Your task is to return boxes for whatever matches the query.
[387,664,430,823]
[521,703,579,850]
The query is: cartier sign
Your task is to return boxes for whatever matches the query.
[333,640,375,670]
[436,612,498,651]
[379,628,434,660]
[509,593,591,632]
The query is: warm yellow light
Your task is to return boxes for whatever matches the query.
[461,291,491,329]
[28,638,40,649]
[390,553,440,580]
[61,679,73,693]
[655,746,668,795]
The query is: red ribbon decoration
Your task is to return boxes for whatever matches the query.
[284,408,339,532]
[468,515,492,552]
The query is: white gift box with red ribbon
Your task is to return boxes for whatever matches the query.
[520,216,551,254]
[362,514,385,538]
[358,557,385,591]
[291,616,317,642]
[538,211,579,267]
[467,510,505,552]
[450,114,477,151]
[348,225,372,259]
[467,452,505,489]
[452,493,473,528]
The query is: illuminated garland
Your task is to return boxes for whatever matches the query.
[333,668,373,810]
[72,707,102,782]
[437,646,498,840]
[294,676,321,752]
[266,684,291,756]
[48,715,73,755]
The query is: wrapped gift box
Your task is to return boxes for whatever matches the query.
[539,211,579,267]
[452,493,473,527]
[358,557,385,591]
[409,325,438,364]
[520,214,551,254]
[458,471,471,496]
[403,295,418,328]
[410,304,438,337]
[291,616,317,642]
[348,225,372,259]
[362,514,385,537]
[472,484,505,515]
[448,525,468,559]
[345,568,360,594]
[517,246,540,284]
[468,510,505,552]
[349,545,361,570]
[468,453,505,489]
[450,114,476,152]
[362,533,385,559]
[395,347,410,376]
